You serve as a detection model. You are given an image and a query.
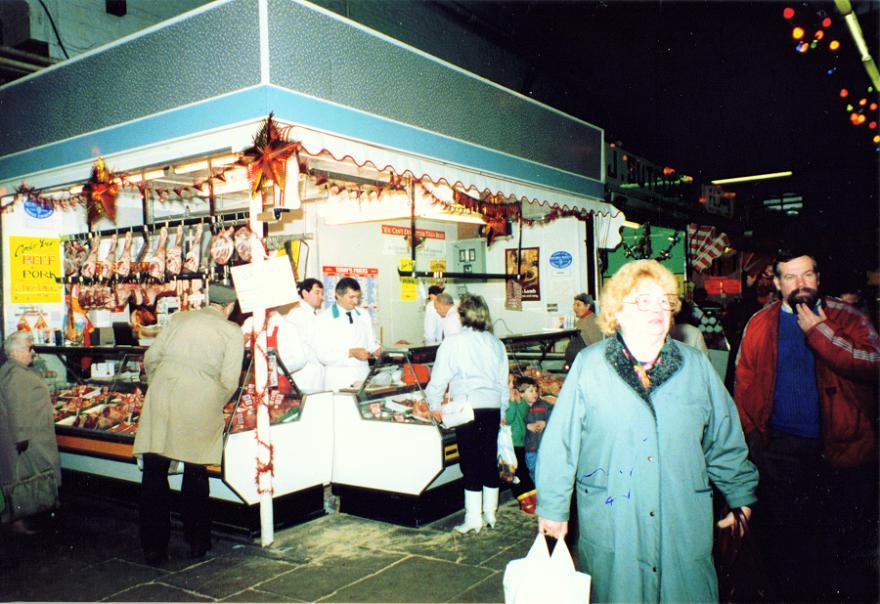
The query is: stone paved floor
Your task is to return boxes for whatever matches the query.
[0,491,539,603]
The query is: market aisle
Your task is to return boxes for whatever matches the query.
[0,490,538,602]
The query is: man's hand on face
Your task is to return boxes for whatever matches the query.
[796,303,826,333]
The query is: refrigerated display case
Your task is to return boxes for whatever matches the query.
[36,344,331,534]
[331,347,463,525]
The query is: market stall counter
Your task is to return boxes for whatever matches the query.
[331,347,462,526]
[37,344,331,536]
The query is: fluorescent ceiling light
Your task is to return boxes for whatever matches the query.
[622,220,641,229]
[174,154,238,175]
[711,171,792,185]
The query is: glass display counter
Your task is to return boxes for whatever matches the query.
[330,348,462,525]
[34,344,328,535]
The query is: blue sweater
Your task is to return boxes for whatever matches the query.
[770,307,820,438]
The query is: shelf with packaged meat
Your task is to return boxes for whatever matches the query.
[330,348,462,525]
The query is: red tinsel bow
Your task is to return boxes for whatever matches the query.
[240,113,299,207]
[84,158,119,225]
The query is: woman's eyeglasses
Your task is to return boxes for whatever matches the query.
[624,294,677,312]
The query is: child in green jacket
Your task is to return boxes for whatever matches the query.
[503,374,536,513]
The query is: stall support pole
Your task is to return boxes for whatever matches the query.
[249,192,274,547]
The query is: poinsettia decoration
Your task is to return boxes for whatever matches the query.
[83,157,119,225]
[240,113,300,207]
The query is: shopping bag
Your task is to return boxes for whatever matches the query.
[503,533,591,604]
[714,505,768,603]
[1,456,59,523]
[440,398,474,428]
[497,425,519,484]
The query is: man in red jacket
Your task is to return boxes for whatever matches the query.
[735,250,880,602]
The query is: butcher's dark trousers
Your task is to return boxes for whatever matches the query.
[455,409,501,492]
[140,453,210,551]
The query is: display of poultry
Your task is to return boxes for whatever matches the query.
[80,234,100,279]
[116,230,133,278]
[166,224,183,276]
[210,226,234,265]
[147,225,168,279]
[99,233,118,282]
[234,226,252,262]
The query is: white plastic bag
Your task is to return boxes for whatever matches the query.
[497,424,519,484]
[503,534,591,604]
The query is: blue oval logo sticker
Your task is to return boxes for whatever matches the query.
[549,251,572,269]
[23,197,54,219]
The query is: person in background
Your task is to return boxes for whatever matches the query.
[564,293,603,369]
[0,332,60,535]
[669,299,709,356]
[519,376,551,482]
[241,302,306,394]
[133,284,244,565]
[734,249,880,602]
[425,294,508,533]
[503,373,536,514]
[434,292,462,340]
[424,284,444,344]
[537,259,757,603]
[286,278,325,393]
[316,277,381,391]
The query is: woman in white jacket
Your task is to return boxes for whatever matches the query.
[425,294,509,533]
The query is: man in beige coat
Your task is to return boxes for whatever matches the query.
[0,331,60,535]
[133,284,243,565]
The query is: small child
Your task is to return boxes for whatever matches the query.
[504,374,536,513]
[520,376,552,483]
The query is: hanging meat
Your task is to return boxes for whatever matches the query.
[80,234,101,280]
[209,226,234,266]
[63,240,80,277]
[116,231,133,279]
[147,225,168,280]
[183,223,203,273]
[166,224,183,277]
[234,226,252,262]
[99,233,118,282]
[133,233,150,280]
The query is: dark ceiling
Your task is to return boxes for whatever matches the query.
[450,0,879,256]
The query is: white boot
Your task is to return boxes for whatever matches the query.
[482,487,499,528]
[454,489,483,534]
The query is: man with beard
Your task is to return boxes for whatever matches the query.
[734,250,880,602]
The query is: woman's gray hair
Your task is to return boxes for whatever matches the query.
[458,294,493,332]
[4,331,32,356]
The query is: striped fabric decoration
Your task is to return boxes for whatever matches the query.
[687,223,731,272]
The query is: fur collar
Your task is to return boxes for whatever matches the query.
[606,333,683,404]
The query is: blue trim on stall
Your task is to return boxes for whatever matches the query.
[0,85,603,200]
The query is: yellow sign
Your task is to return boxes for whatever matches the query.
[429,260,447,273]
[9,236,62,304]
[399,258,414,272]
[400,277,417,301]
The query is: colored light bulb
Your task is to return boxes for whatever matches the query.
[870,103,878,111]
[822,17,832,28]
[815,30,824,41]
[858,114,867,124]
[870,122,877,129]
[830,40,840,51]
[840,89,849,98]
[874,135,880,144]
[859,98,867,106]
[783,7,795,19]
[792,27,805,40]
[796,42,809,53]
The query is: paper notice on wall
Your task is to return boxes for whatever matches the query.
[8,236,62,304]
[400,277,417,301]
[322,265,379,321]
[382,224,446,258]
[230,255,299,313]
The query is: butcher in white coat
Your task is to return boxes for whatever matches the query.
[285,278,326,393]
[315,277,381,390]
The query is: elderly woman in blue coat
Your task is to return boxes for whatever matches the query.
[536,260,757,603]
